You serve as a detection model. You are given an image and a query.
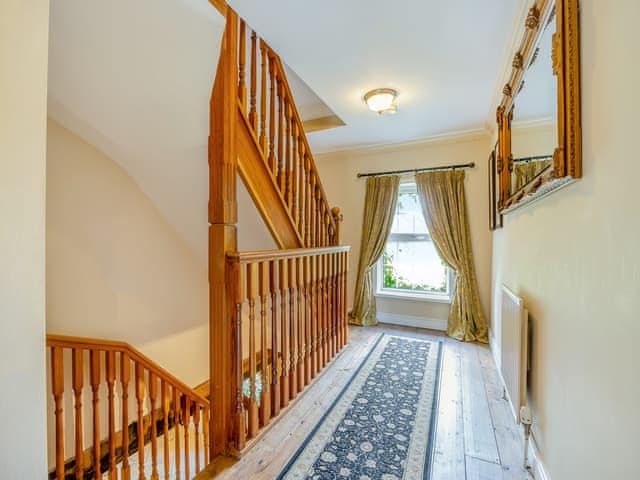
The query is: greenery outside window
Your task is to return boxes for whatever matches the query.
[376,181,453,302]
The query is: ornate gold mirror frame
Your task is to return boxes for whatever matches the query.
[497,0,581,213]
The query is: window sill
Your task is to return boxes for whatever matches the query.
[375,290,452,304]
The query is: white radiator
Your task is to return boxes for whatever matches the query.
[500,285,529,424]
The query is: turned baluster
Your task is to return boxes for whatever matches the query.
[135,363,146,480]
[148,372,159,480]
[310,255,319,378]
[317,254,324,370]
[238,19,247,109]
[296,138,305,230]
[121,353,131,480]
[268,54,276,174]
[194,403,201,473]
[106,352,117,479]
[183,396,190,480]
[327,254,334,360]
[72,349,84,480]
[232,257,246,450]
[304,256,312,385]
[278,80,285,195]
[315,188,322,247]
[249,30,257,129]
[281,99,290,199]
[288,110,295,214]
[203,406,210,465]
[173,387,182,479]
[296,256,305,390]
[259,40,268,153]
[269,260,281,418]
[279,258,290,407]
[343,251,349,344]
[259,261,271,426]
[51,346,65,480]
[161,380,170,480]
[304,157,312,247]
[288,257,298,399]
[323,254,331,365]
[90,350,101,478]
[334,253,340,352]
[247,262,260,438]
[310,175,317,247]
[336,253,343,349]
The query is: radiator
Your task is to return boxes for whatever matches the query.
[500,285,529,424]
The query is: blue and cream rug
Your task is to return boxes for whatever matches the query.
[277,334,443,480]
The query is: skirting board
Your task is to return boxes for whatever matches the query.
[528,434,551,480]
[377,312,447,331]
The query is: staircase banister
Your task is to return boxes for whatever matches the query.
[228,245,350,264]
[46,334,209,405]
[267,50,338,234]
[208,0,227,15]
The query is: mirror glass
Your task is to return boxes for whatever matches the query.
[510,9,557,193]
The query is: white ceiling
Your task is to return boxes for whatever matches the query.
[228,0,522,153]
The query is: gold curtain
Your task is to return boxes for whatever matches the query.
[513,159,552,191]
[349,175,400,326]
[415,171,488,342]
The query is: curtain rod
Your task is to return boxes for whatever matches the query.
[356,162,475,179]
[513,154,553,164]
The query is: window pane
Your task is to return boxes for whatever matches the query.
[391,186,428,234]
[382,238,448,294]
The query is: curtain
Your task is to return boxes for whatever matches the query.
[513,159,552,191]
[349,175,400,326]
[415,171,488,342]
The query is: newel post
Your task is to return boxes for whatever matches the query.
[209,7,239,458]
[331,207,343,245]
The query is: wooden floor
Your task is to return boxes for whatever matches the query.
[199,325,530,479]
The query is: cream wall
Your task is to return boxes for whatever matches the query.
[316,134,493,326]
[46,119,209,386]
[491,0,640,478]
[0,1,50,477]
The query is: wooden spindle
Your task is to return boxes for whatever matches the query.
[203,406,210,465]
[270,261,281,418]
[106,351,117,479]
[310,176,317,247]
[277,80,285,194]
[149,372,159,480]
[343,251,349,344]
[72,348,84,480]
[279,258,290,407]
[296,256,305,389]
[268,55,276,174]
[296,138,305,230]
[304,256,312,386]
[194,403,201,473]
[323,253,330,366]
[304,156,312,247]
[336,253,343,349]
[317,254,324,370]
[232,259,246,450]
[286,107,294,210]
[259,40,268,153]
[288,257,298,399]
[259,261,271,426]
[90,350,101,478]
[330,253,336,358]
[51,346,65,480]
[238,19,247,109]
[249,30,257,128]
[121,353,131,480]
[183,397,190,480]
[311,254,319,377]
[135,363,146,480]
[290,120,298,221]
[161,380,170,480]
[173,387,181,480]
[247,262,260,438]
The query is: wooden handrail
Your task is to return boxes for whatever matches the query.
[47,334,209,405]
[228,245,350,263]
[208,0,227,16]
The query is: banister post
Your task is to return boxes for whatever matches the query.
[209,6,239,458]
[331,207,343,246]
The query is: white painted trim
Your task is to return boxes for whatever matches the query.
[315,128,490,157]
[376,312,447,332]
[528,434,551,480]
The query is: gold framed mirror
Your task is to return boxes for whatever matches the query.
[497,0,581,213]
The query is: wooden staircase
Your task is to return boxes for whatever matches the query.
[46,3,349,478]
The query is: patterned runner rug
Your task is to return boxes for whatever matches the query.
[277,334,443,480]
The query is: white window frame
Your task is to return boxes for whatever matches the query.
[374,180,454,304]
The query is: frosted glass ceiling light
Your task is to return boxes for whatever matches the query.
[364,88,398,115]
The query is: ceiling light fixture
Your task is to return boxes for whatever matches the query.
[364,88,398,115]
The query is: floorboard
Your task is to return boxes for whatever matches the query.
[198,324,527,479]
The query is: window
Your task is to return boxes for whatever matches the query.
[376,181,453,302]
